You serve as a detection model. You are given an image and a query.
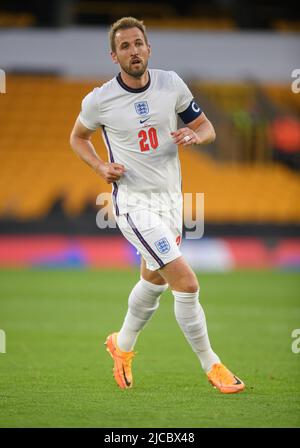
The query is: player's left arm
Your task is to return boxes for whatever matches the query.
[171,112,216,146]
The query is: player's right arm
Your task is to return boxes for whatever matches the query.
[70,118,125,184]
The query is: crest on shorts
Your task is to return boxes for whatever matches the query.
[134,101,149,116]
[155,237,170,254]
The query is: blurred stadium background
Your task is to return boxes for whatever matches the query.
[0,0,300,428]
[0,0,300,270]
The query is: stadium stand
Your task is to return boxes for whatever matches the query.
[0,75,299,223]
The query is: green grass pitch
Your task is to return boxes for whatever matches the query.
[0,268,299,428]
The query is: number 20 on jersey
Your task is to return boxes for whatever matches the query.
[138,127,158,152]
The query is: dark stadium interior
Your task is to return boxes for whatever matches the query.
[0,0,300,28]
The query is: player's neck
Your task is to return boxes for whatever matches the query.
[119,70,149,90]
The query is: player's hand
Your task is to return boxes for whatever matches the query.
[95,162,126,184]
[171,128,198,146]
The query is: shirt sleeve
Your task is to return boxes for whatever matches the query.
[78,89,101,130]
[172,71,194,114]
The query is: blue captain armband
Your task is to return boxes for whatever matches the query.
[178,99,202,124]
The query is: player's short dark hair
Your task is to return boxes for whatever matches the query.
[109,17,148,52]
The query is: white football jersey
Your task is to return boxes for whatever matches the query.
[78,69,199,216]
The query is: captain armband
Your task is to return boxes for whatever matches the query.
[178,99,202,124]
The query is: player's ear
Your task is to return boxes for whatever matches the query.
[111,51,118,64]
[147,44,151,58]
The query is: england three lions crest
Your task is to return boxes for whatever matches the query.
[134,101,149,116]
[155,237,170,254]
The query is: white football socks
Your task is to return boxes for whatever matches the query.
[117,277,168,352]
[172,289,220,373]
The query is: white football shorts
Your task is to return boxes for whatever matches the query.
[115,207,183,271]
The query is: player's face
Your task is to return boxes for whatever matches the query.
[111,27,151,78]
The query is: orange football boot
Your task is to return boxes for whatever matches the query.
[207,363,245,394]
[105,333,135,389]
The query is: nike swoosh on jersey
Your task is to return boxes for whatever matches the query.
[140,117,150,124]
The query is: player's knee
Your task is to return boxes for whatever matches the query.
[184,280,199,294]
[175,275,199,293]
